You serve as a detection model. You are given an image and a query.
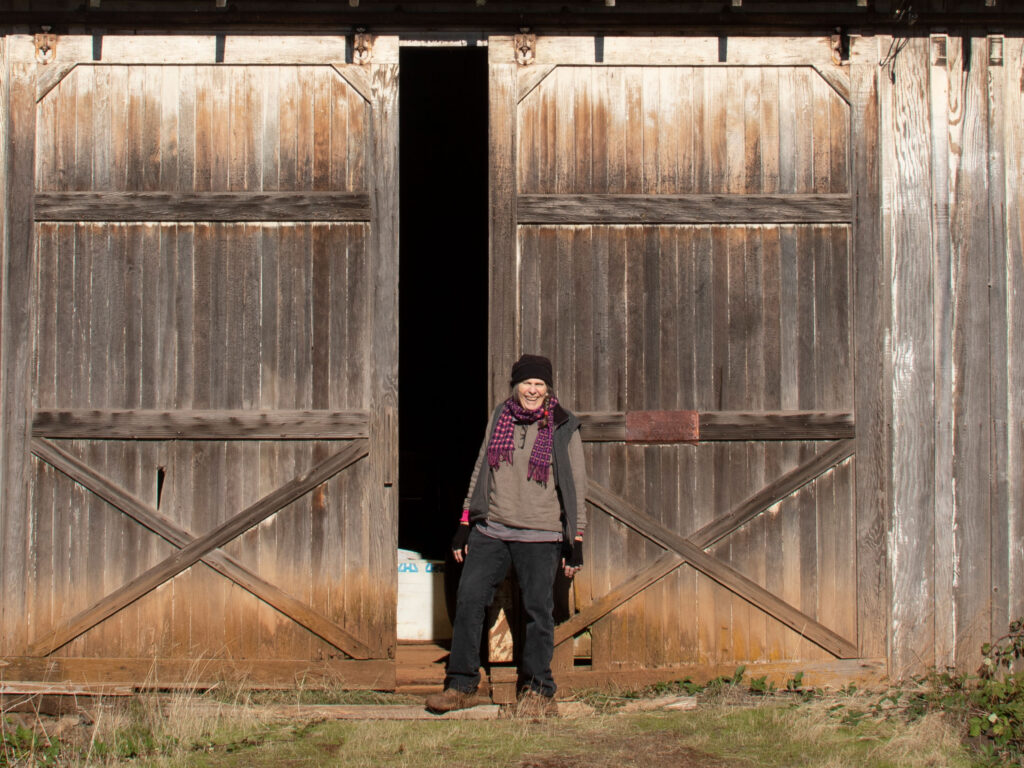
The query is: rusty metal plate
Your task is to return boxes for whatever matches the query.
[625,410,699,444]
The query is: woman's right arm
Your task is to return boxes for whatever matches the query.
[454,425,491,563]
[461,425,491,509]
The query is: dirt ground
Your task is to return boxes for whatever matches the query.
[515,731,732,768]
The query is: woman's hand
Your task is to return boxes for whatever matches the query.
[451,523,471,563]
[562,537,583,579]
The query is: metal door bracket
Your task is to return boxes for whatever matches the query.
[353,29,373,65]
[35,30,57,64]
[514,32,536,66]
[830,29,849,65]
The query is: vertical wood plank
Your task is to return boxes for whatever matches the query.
[368,56,399,654]
[931,34,956,669]
[675,229,697,662]
[986,34,1009,647]
[589,224,612,672]
[257,224,279,657]
[851,36,889,663]
[605,226,629,666]
[952,36,992,668]
[488,50,518,405]
[0,37,37,654]
[693,226,716,662]
[890,37,936,676]
[1004,38,1024,626]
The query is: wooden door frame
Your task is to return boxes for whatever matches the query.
[487,33,887,664]
[0,33,401,683]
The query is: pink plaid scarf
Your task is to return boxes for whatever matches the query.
[487,395,558,484]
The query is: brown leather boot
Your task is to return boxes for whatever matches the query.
[425,688,479,713]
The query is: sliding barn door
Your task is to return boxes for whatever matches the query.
[1,34,398,686]
[489,35,876,676]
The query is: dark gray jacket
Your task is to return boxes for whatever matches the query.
[466,403,585,542]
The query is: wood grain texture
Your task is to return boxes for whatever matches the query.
[2,656,395,689]
[930,34,955,670]
[487,49,518,407]
[492,36,846,68]
[26,440,368,656]
[513,44,855,669]
[558,440,853,645]
[850,36,889,662]
[888,37,936,677]
[21,52,386,672]
[1004,38,1024,634]
[517,194,852,224]
[518,66,849,196]
[31,437,373,659]
[588,480,858,658]
[35,64,368,194]
[577,410,854,442]
[33,192,371,221]
[32,409,369,439]
[985,34,1010,655]
[367,55,400,655]
[1,36,38,655]
[951,36,993,669]
[699,411,854,440]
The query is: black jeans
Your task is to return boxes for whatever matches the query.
[445,528,561,696]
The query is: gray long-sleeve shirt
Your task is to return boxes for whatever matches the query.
[463,420,588,535]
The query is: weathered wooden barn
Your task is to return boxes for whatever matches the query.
[0,1,1022,695]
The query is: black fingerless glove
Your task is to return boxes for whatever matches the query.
[566,539,583,568]
[451,523,471,553]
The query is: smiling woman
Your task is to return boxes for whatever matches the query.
[426,353,587,716]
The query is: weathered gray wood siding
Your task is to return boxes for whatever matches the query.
[0,34,399,686]
[490,33,1024,680]
[877,33,1024,678]
[491,37,862,675]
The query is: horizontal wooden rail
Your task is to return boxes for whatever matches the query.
[33,191,371,222]
[577,410,854,442]
[699,411,855,440]
[0,657,395,689]
[32,409,369,440]
[517,194,852,224]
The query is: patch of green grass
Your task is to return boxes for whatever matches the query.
[163,700,985,768]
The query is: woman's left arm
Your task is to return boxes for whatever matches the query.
[563,430,588,578]
[569,430,588,535]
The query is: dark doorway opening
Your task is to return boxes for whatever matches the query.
[399,47,489,560]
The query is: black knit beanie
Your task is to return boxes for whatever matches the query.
[510,354,553,387]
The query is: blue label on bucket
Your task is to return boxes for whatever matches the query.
[398,561,445,574]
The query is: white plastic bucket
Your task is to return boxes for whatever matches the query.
[397,549,451,641]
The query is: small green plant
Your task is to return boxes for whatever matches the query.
[848,618,1024,764]
[749,675,776,695]
[0,722,61,766]
[785,671,804,692]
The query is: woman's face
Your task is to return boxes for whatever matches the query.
[516,379,548,411]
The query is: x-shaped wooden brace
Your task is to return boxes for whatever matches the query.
[27,437,371,659]
[555,439,860,659]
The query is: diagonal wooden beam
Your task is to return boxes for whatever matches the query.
[555,441,854,647]
[688,440,855,549]
[30,438,373,659]
[27,440,368,657]
[587,481,860,659]
[555,551,684,646]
